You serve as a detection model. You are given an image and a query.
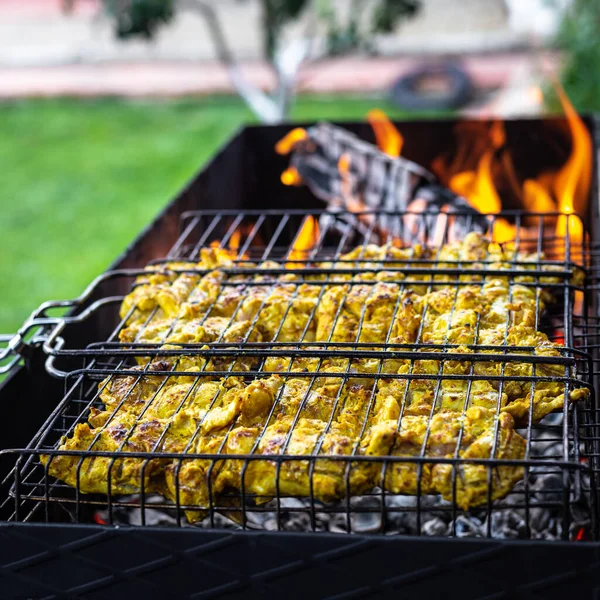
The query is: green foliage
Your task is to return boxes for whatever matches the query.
[315,0,422,56]
[371,0,419,34]
[263,0,309,59]
[88,0,420,58]
[548,0,600,112]
[105,0,175,39]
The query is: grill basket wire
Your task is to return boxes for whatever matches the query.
[581,235,600,540]
[1,209,597,540]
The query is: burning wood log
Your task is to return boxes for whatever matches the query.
[276,121,488,246]
[277,89,591,254]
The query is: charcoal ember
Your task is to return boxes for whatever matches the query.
[284,514,314,532]
[541,413,564,426]
[486,511,526,539]
[128,507,179,527]
[528,507,552,533]
[384,495,443,534]
[569,521,591,540]
[542,518,562,540]
[313,511,337,532]
[263,517,279,531]
[95,459,588,541]
[453,515,483,537]
[352,515,381,534]
[499,474,568,535]
[528,431,562,458]
[571,504,592,523]
[386,494,440,510]
[350,495,383,533]
[422,517,449,537]
[329,515,350,534]
[531,423,564,460]
[280,497,308,511]
[251,498,317,532]
[542,443,564,460]
[95,494,186,527]
[203,512,243,530]
[568,501,592,540]
[384,495,418,533]
[532,473,565,504]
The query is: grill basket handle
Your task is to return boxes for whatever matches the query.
[0,333,27,376]
[0,317,64,376]
[0,271,123,378]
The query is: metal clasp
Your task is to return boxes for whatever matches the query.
[0,316,64,376]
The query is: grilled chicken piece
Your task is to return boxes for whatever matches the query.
[242,380,374,502]
[44,233,586,521]
[43,374,245,496]
[42,411,169,496]
[361,406,525,508]
[163,376,283,522]
[121,267,224,325]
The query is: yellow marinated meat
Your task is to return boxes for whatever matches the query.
[242,377,374,503]
[360,406,525,508]
[44,232,587,521]
[43,374,246,496]
[162,376,284,522]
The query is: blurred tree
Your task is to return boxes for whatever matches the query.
[548,0,600,112]
[64,0,420,121]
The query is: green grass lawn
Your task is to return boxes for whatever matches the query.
[0,95,437,335]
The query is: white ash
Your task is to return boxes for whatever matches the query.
[93,417,591,540]
[96,477,590,540]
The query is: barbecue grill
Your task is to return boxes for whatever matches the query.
[1,118,600,599]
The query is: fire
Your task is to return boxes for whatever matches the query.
[229,228,241,251]
[436,96,591,248]
[444,121,516,242]
[286,215,320,268]
[367,109,403,157]
[552,84,590,244]
[277,128,308,186]
[575,527,587,542]
[522,179,556,214]
[275,128,308,155]
[338,153,368,213]
[209,225,251,258]
[276,101,591,251]
[281,166,303,186]
[449,148,501,214]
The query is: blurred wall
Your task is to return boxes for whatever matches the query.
[0,0,528,67]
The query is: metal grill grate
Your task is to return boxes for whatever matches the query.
[1,209,597,540]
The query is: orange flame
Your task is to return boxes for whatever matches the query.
[281,166,303,186]
[338,152,352,203]
[338,153,368,213]
[275,102,591,252]
[286,216,320,268]
[229,228,241,251]
[275,128,308,155]
[522,179,556,214]
[367,109,403,157]
[444,122,515,243]
[435,103,591,248]
[449,150,501,215]
[553,84,590,244]
[209,225,249,258]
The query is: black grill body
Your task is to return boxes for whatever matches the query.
[1,118,600,599]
